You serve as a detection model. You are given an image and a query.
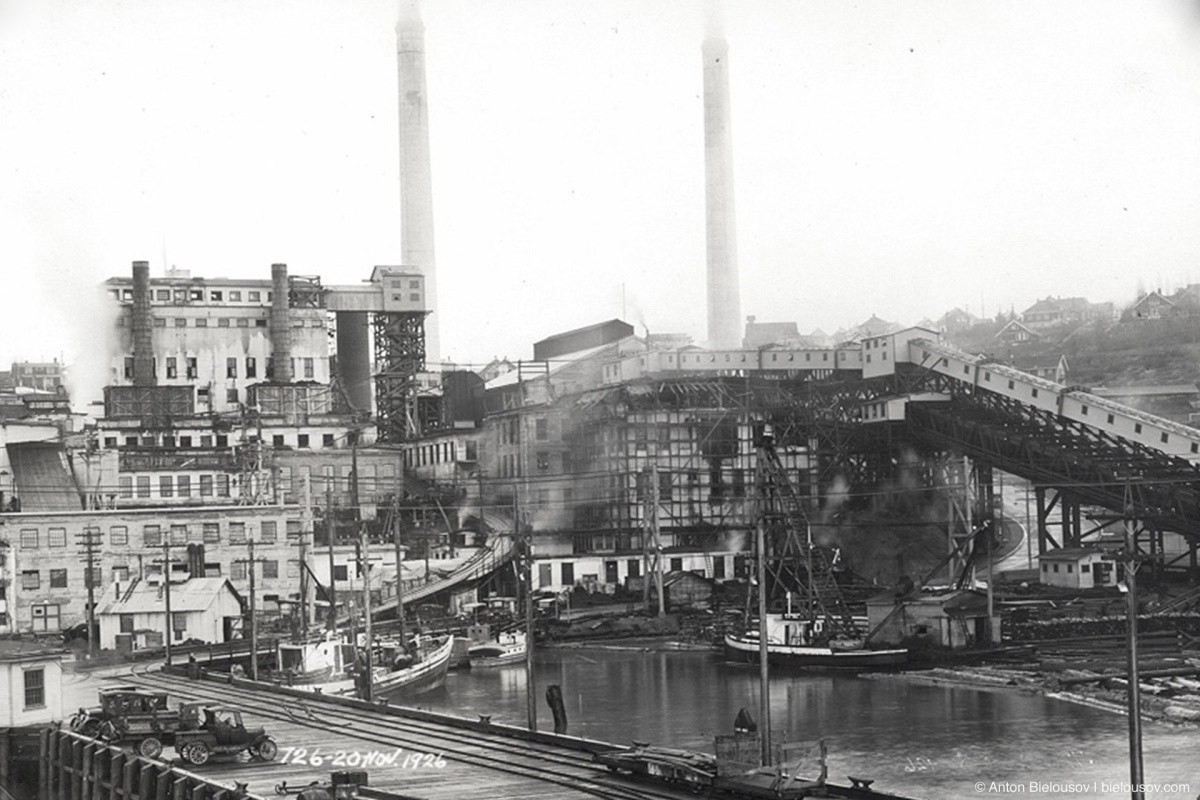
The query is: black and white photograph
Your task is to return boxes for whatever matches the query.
[0,1,1198,798]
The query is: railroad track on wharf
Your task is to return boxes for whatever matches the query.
[114,669,703,800]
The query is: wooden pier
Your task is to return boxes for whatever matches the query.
[61,668,709,800]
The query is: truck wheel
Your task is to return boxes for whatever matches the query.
[254,738,278,761]
[137,737,163,759]
[185,742,211,766]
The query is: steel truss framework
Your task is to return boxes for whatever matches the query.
[906,389,1200,542]
[372,311,427,443]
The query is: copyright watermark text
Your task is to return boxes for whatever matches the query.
[975,781,1190,795]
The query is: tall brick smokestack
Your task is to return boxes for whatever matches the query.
[397,14,440,365]
[702,39,742,350]
[131,260,156,386]
[270,263,293,383]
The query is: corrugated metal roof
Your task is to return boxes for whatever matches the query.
[96,577,241,615]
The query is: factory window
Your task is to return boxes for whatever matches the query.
[248,291,261,302]
[964,366,970,375]
[1193,443,1199,454]
[263,560,279,579]
[882,351,888,360]
[86,567,102,587]
[216,475,229,497]
[231,562,247,581]
[21,570,39,590]
[255,319,267,327]
[179,435,193,448]
[246,357,256,378]
[216,435,228,448]
[1052,563,1059,573]
[136,476,151,497]
[1031,388,1039,398]
[118,476,132,497]
[175,318,186,327]
[156,289,170,301]
[104,437,117,448]
[124,357,134,379]
[1135,423,1143,434]
[226,389,238,404]
[174,289,187,303]
[154,317,166,327]
[48,527,66,547]
[166,357,177,379]
[298,434,310,448]
[189,289,203,301]
[203,523,221,543]
[322,433,335,447]
[333,565,348,581]
[286,520,301,539]
[1162,432,1170,444]
[24,668,45,709]
[226,357,237,378]
[237,318,249,328]
[167,524,186,545]
[199,434,212,447]
[865,354,871,363]
[186,357,198,379]
[410,293,420,302]
[122,289,133,300]
[273,435,285,447]
[1107,414,1115,424]
[119,614,134,633]
[230,290,242,301]
[229,522,247,544]
[200,475,213,497]
[110,526,128,545]
[177,475,191,497]
[172,612,188,635]
[1066,564,1073,573]
[261,521,277,543]
[195,318,207,327]
[112,565,129,581]
[160,476,173,497]
[1080,404,1088,416]
[210,291,223,302]
[303,358,314,379]
[536,417,548,440]
[218,317,230,327]
[141,435,155,447]
[1007,380,1014,390]
[822,353,828,361]
[536,452,550,472]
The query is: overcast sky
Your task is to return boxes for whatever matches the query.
[3,0,1200,382]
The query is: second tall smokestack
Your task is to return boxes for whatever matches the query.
[702,39,742,350]
[397,15,440,365]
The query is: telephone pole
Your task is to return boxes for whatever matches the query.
[75,526,102,659]
[233,537,270,681]
[326,485,338,631]
[360,524,374,702]
[393,495,406,645]
[643,464,665,617]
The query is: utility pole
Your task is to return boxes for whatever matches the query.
[76,526,101,659]
[393,495,406,646]
[233,537,269,681]
[643,464,665,617]
[299,474,312,636]
[755,502,771,766]
[162,539,174,665]
[1122,485,1146,800]
[361,524,374,703]
[326,485,338,631]
[522,519,536,732]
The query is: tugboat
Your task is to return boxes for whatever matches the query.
[467,628,527,667]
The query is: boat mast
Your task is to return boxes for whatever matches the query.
[753,425,773,767]
[361,524,374,703]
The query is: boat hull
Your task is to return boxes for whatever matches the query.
[287,637,455,698]
[723,635,908,671]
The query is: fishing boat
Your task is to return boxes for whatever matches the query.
[724,613,908,671]
[275,632,453,698]
[468,629,527,667]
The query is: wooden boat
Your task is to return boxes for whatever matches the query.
[724,614,908,671]
[274,632,453,698]
[468,630,526,667]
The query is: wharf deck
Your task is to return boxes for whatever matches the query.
[109,668,699,800]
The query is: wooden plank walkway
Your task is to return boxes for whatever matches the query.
[111,669,694,800]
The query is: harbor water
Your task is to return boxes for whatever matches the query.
[408,645,1197,800]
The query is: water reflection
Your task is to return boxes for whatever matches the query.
[410,647,1195,799]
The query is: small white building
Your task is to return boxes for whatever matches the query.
[1037,546,1117,589]
[96,576,243,650]
[0,640,65,726]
